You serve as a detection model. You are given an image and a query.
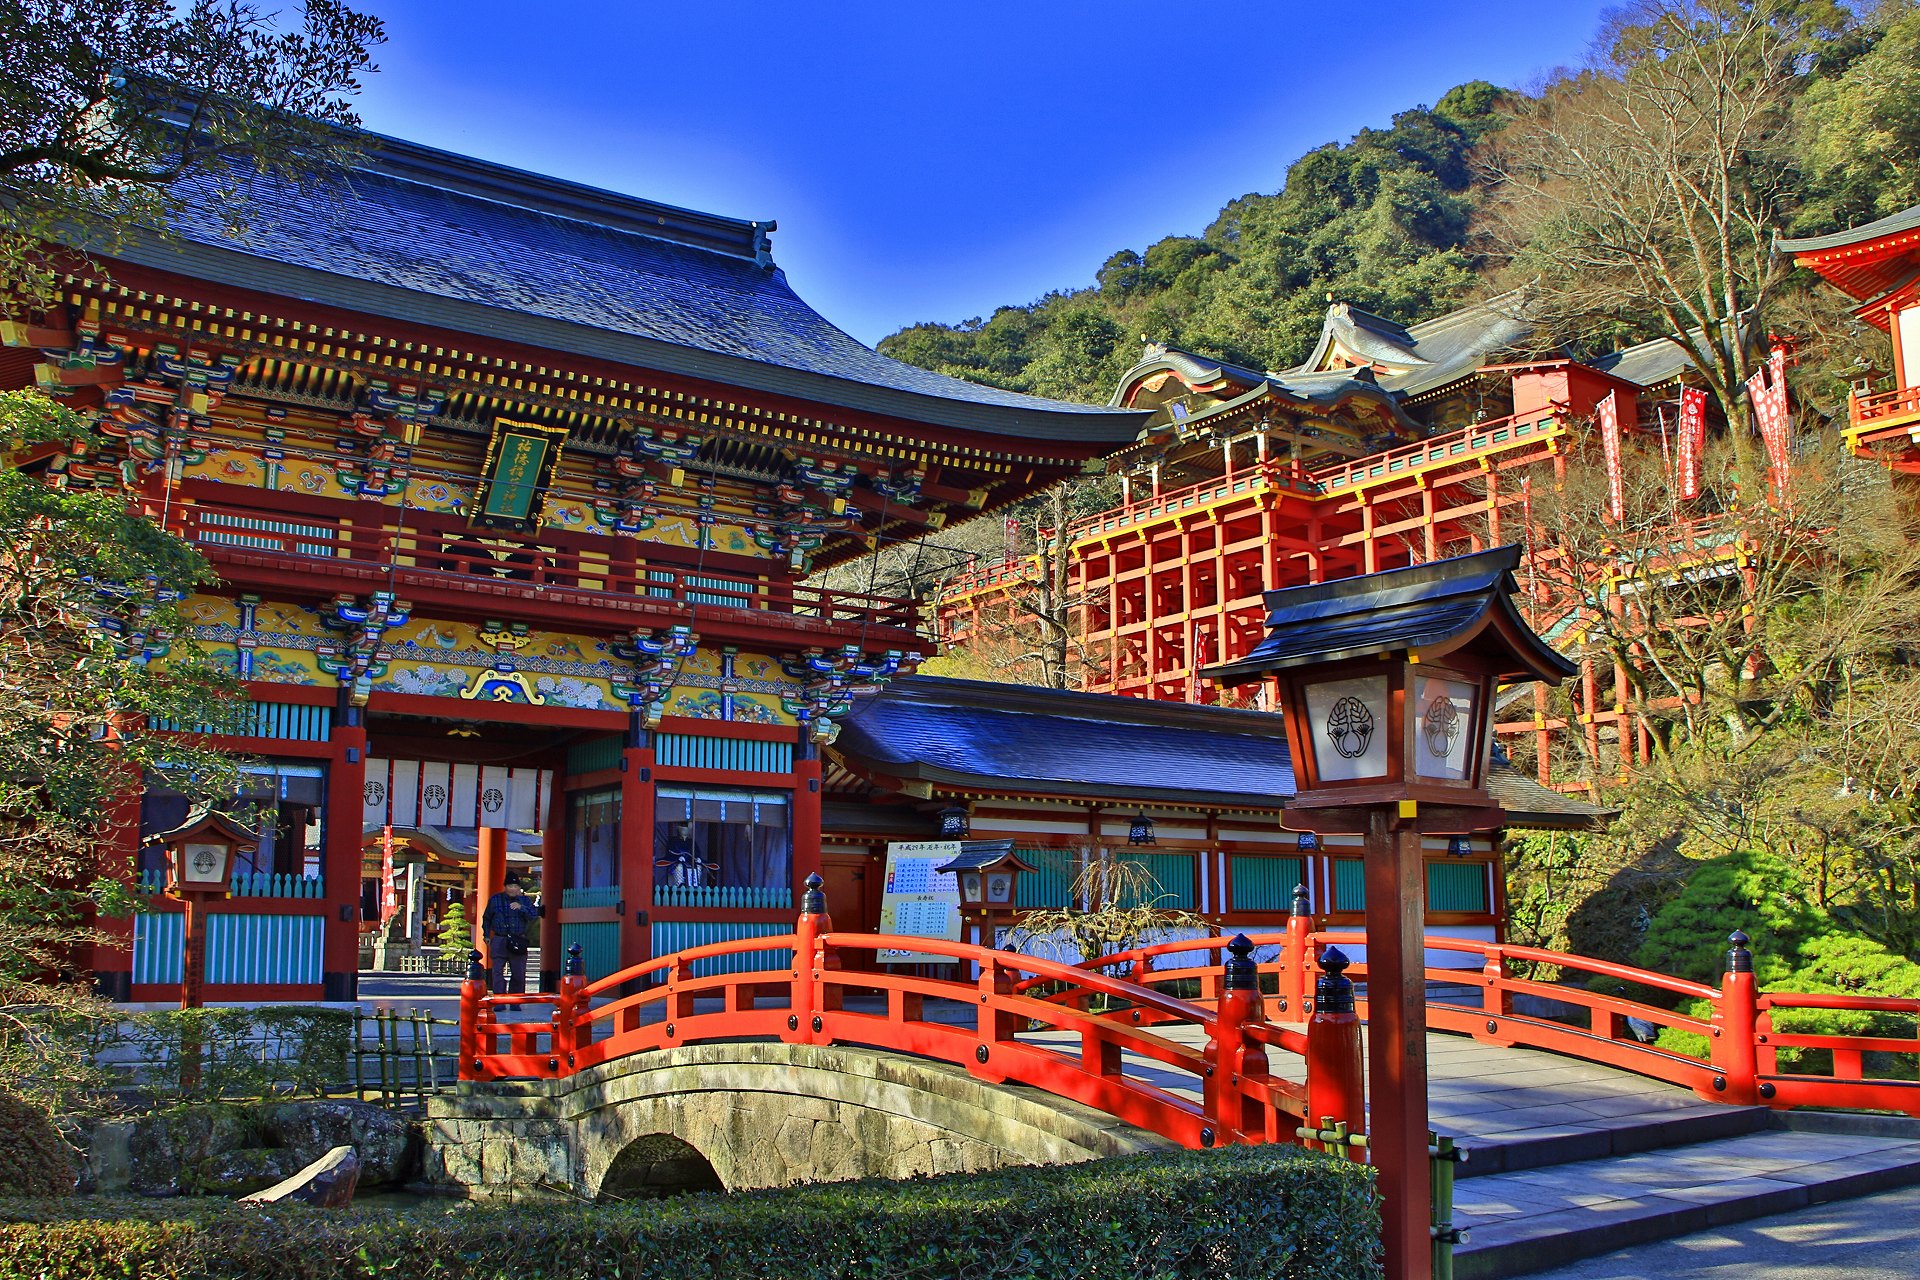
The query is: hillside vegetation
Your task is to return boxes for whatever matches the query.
[879,2,1920,1009]
[879,2,1920,408]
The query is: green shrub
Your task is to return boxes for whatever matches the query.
[115,1006,353,1106]
[1634,849,1822,987]
[0,1094,74,1198]
[437,901,471,956]
[0,1145,1378,1280]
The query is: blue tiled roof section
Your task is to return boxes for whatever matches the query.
[839,675,1605,825]
[836,677,1295,804]
[116,138,1147,441]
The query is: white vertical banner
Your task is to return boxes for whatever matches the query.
[362,757,393,830]
[450,763,481,826]
[389,759,422,827]
[417,760,453,826]
[498,767,537,830]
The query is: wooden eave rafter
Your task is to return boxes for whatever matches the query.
[1792,230,1920,302]
[39,259,1107,481]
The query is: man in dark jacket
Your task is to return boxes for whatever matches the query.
[482,873,540,993]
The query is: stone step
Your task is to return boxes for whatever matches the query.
[1452,1100,1773,1178]
[1451,1112,1920,1280]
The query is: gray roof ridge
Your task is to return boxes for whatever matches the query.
[1403,288,1533,338]
[351,131,771,260]
[360,162,771,268]
[107,229,1143,432]
[1337,301,1415,340]
[1776,204,1920,255]
[880,674,1288,735]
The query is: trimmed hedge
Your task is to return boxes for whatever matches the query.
[0,1145,1378,1280]
[0,1095,73,1198]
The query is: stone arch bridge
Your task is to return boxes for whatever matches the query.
[424,1041,1169,1201]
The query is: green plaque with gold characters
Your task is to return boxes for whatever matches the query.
[471,419,569,531]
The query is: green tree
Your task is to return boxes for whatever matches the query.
[1635,849,1822,986]
[437,900,472,957]
[1794,1,1920,233]
[1479,0,1849,429]
[0,0,385,306]
[0,393,245,1017]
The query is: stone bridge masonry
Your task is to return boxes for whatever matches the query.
[423,1041,1173,1201]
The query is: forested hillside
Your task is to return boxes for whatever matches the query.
[878,2,1920,409]
[871,3,1920,1014]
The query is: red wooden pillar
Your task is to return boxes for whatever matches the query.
[616,726,657,981]
[1305,946,1365,1151]
[91,775,143,1002]
[1364,810,1434,1280]
[1711,931,1760,1105]
[322,702,368,1003]
[475,826,507,973]
[793,737,824,901]
[538,781,566,992]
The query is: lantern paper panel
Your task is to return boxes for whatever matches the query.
[1412,674,1477,781]
[179,840,230,888]
[1305,674,1390,782]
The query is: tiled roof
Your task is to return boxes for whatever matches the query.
[837,674,1607,828]
[109,134,1148,442]
[1206,545,1578,683]
[1775,205,1920,256]
[1296,291,1533,399]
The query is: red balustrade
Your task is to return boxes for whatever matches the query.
[1054,923,1920,1117]
[460,885,1322,1152]
[1850,383,1920,431]
[459,890,1920,1153]
[173,499,922,634]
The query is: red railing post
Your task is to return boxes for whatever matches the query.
[550,942,586,1075]
[1280,883,1311,1020]
[458,948,486,1081]
[974,950,1018,1084]
[1305,946,1365,1159]
[789,873,831,1044]
[1204,934,1272,1145]
[1481,944,1512,1024]
[1710,930,1761,1105]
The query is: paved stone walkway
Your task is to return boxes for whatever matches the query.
[1455,1124,1920,1277]
[1520,1183,1920,1280]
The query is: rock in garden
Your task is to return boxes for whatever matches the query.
[240,1144,361,1208]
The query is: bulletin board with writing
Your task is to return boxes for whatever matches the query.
[472,418,568,532]
[876,840,962,964]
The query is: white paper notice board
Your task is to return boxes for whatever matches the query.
[876,840,963,963]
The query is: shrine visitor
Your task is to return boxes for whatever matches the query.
[482,873,540,994]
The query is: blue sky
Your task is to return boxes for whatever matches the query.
[352,2,1616,346]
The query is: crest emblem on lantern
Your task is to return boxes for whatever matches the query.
[1326,695,1375,760]
[1422,692,1462,757]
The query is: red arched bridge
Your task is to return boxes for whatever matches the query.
[458,877,1920,1154]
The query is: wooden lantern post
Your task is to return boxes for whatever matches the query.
[154,810,253,1010]
[936,840,1035,943]
[1203,546,1575,1280]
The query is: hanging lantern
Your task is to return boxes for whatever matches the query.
[936,841,1036,916]
[1447,836,1473,858]
[1203,547,1574,816]
[1128,814,1156,845]
[1296,830,1320,852]
[937,805,970,839]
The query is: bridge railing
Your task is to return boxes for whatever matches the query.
[456,883,1360,1153]
[1042,896,1920,1117]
